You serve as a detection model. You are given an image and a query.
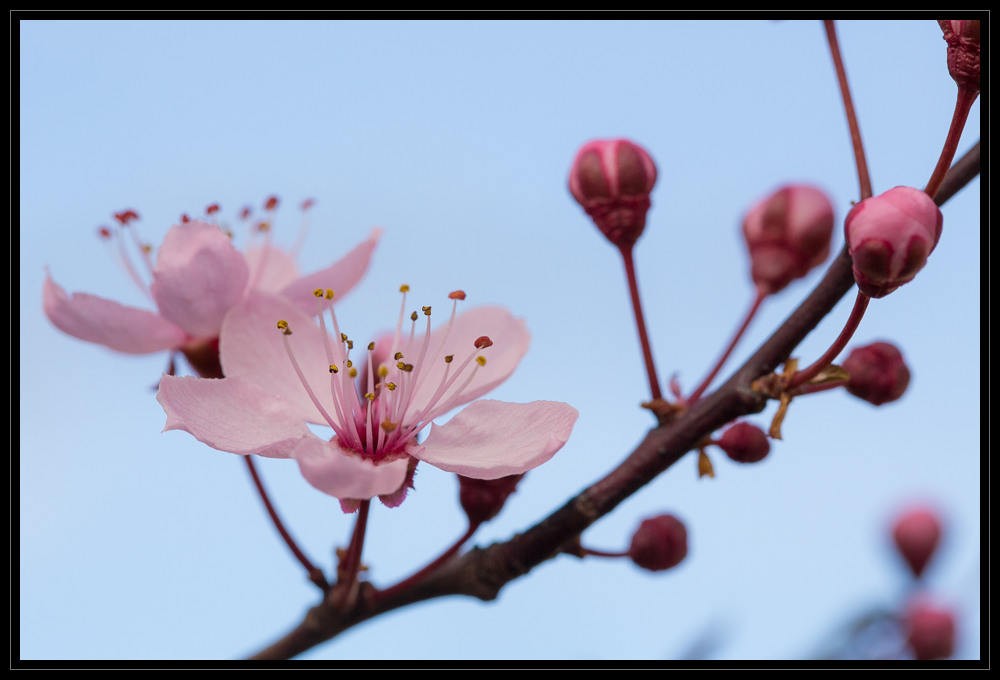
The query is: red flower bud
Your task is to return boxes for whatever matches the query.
[939,20,980,92]
[905,600,956,660]
[842,341,911,406]
[568,138,657,249]
[716,421,770,464]
[844,186,943,299]
[458,473,524,525]
[628,514,688,572]
[892,506,942,578]
[742,185,835,295]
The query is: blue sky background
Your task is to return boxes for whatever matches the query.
[19,19,981,662]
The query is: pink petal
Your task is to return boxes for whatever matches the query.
[219,291,338,424]
[150,221,250,339]
[242,245,300,294]
[44,274,189,354]
[156,374,314,458]
[411,399,578,478]
[293,437,410,500]
[398,306,531,422]
[279,228,381,314]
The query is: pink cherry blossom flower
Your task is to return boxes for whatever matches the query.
[156,287,579,507]
[44,200,379,377]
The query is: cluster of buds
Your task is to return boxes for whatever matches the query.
[842,341,911,407]
[741,185,835,295]
[844,186,943,299]
[939,20,981,93]
[628,514,688,572]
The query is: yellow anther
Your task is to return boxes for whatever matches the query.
[399,284,410,293]
[394,352,404,360]
[277,320,292,335]
[325,289,334,300]
[346,359,353,368]
[313,288,324,298]
[397,361,406,370]
[349,367,358,378]
[448,290,466,300]
[141,244,152,254]
[329,364,339,374]
[365,393,375,402]
[368,341,375,351]
[410,311,418,321]
[346,340,354,350]
[381,419,398,432]
[444,354,454,363]
[386,382,397,391]
[257,221,271,232]
[422,305,432,316]
[476,356,487,366]
[378,366,389,377]
[340,333,348,342]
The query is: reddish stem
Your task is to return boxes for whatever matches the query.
[825,20,873,201]
[925,86,978,199]
[244,456,328,590]
[788,290,870,390]
[687,289,766,405]
[373,522,481,603]
[334,499,371,607]
[618,244,663,402]
[577,547,629,559]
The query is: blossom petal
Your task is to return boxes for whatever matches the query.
[44,274,189,354]
[411,399,578,479]
[150,221,250,339]
[279,229,381,314]
[293,437,410,500]
[156,374,314,458]
[243,245,300,294]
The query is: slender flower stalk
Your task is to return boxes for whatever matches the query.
[619,245,663,401]
[373,523,480,603]
[925,86,978,199]
[334,500,371,608]
[825,20,873,201]
[787,290,870,390]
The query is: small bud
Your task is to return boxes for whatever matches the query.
[844,186,943,299]
[742,185,835,295]
[568,138,657,249]
[892,506,942,578]
[842,341,911,406]
[905,600,956,660]
[628,514,688,572]
[939,20,980,93]
[716,421,770,464]
[458,473,524,525]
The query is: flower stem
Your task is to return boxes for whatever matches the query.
[334,499,371,607]
[243,455,328,590]
[924,86,979,199]
[577,546,629,559]
[372,522,481,603]
[787,290,870,390]
[687,289,766,405]
[825,20,873,201]
[618,244,663,402]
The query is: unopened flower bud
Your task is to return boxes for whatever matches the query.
[458,473,524,525]
[939,20,981,92]
[905,600,956,660]
[716,421,770,464]
[628,514,688,572]
[842,341,911,406]
[844,186,943,298]
[568,138,657,249]
[892,506,942,578]
[742,185,834,295]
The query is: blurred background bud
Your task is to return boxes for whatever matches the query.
[717,421,771,464]
[628,513,688,572]
[905,600,956,660]
[892,505,942,578]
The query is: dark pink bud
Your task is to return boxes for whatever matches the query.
[458,473,524,525]
[844,186,943,298]
[905,600,956,660]
[892,506,942,578]
[742,185,835,295]
[842,341,911,406]
[939,20,980,92]
[717,421,770,464]
[628,514,688,572]
[568,138,657,248]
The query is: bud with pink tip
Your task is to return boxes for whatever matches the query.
[568,138,658,249]
[842,341,911,406]
[716,421,770,464]
[939,20,981,93]
[905,600,956,660]
[892,506,942,578]
[742,185,835,295]
[844,186,943,299]
[628,514,688,572]
[458,473,524,525]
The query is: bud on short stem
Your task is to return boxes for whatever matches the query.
[939,20,980,93]
[628,514,688,572]
[716,421,770,464]
[842,341,911,406]
[458,473,524,526]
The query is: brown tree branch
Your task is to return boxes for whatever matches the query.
[248,142,980,660]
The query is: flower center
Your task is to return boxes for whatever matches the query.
[276,286,493,464]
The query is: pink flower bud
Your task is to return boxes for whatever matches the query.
[891,506,942,578]
[842,341,911,406]
[628,514,688,572]
[458,473,524,525]
[939,20,981,92]
[742,185,835,295]
[844,186,943,298]
[568,138,657,249]
[905,600,956,660]
[716,421,770,464]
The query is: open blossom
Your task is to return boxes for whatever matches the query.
[43,200,378,377]
[156,287,579,507]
